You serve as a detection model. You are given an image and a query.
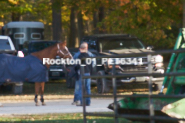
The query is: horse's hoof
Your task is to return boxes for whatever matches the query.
[35,103,39,106]
[42,103,46,106]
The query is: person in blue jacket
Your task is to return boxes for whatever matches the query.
[72,42,94,106]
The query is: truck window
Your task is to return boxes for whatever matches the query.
[82,38,97,50]
[14,33,25,39]
[99,38,145,51]
[0,39,11,49]
[31,33,41,39]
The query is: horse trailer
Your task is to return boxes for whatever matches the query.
[2,21,44,50]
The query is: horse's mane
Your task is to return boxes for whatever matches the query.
[31,42,58,61]
[34,42,58,54]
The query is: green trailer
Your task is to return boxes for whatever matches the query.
[108,28,185,122]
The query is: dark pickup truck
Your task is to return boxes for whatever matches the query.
[77,34,164,93]
[0,35,23,94]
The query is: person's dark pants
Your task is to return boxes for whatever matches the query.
[74,73,91,105]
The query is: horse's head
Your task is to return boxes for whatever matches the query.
[57,41,73,59]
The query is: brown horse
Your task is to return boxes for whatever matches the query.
[31,41,72,106]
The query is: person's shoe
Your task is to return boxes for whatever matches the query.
[76,101,82,106]
[71,101,78,105]
[35,102,39,106]
[42,102,46,106]
[76,103,90,106]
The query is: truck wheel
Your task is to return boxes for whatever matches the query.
[12,83,23,95]
[66,74,75,88]
[97,71,110,93]
[153,83,163,91]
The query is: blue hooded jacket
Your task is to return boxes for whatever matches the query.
[68,51,94,80]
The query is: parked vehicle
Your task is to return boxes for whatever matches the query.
[67,34,164,93]
[107,28,185,123]
[23,40,66,80]
[0,35,16,54]
[2,21,44,50]
[0,35,24,94]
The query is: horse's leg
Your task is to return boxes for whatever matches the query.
[35,82,40,106]
[40,82,46,106]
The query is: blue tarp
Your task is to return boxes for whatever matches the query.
[0,54,48,84]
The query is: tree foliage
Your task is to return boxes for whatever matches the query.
[0,0,34,21]
[0,0,183,49]
[100,0,182,49]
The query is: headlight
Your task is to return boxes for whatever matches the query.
[152,55,163,63]
[155,63,163,67]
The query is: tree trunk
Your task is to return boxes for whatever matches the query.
[77,11,84,44]
[51,0,62,41]
[98,6,105,33]
[11,12,20,21]
[93,10,99,34]
[183,0,185,27]
[68,7,76,48]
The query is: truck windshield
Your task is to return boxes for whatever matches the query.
[99,38,145,51]
[0,39,11,50]
[29,42,57,53]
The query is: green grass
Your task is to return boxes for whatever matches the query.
[0,113,134,123]
[0,80,152,95]
[0,80,160,102]
[0,79,74,95]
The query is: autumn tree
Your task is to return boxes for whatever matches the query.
[0,0,33,21]
[51,0,62,41]
[0,0,183,49]
[67,0,85,47]
[100,0,182,49]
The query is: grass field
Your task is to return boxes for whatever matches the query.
[0,79,153,95]
[0,79,161,103]
[0,113,140,123]
[0,79,158,102]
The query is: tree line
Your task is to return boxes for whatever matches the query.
[0,0,183,49]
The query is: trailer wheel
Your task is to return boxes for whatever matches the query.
[97,71,110,93]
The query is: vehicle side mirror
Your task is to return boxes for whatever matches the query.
[146,46,154,50]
